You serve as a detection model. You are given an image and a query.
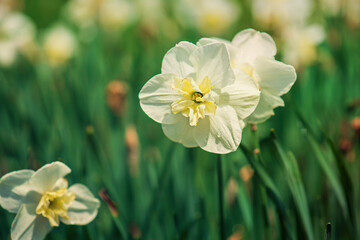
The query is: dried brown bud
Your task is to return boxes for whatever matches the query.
[227,229,243,240]
[125,125,139,177]
[106,80,127,117]
[99,188,118,217]
[240,164,254,183]
[338,138,352,154]
[351,117,360,135]
[129,223,142,239]
[226,178,238,207]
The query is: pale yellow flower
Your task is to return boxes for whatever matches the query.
[99,0,136,32]
[252,0,311,30]
[42,25,77,67]
[0,162,100,240]
[66,0,136,33]
[0,12,37,67]
[282,25,325,68]
[66,0,103,29]
[175,0,240,36]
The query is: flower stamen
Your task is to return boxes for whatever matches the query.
[171,76,216,126]
[192,92,204,103]
[36,188,76,227]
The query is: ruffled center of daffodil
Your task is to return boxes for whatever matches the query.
[171,76,216,126]
[36,187,76,227]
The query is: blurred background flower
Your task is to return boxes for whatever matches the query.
[42,25,77,67]
[65,0,137,38]
[175,0,240,36]
[282,24,325,69]
[0,11,37,67]
[252,0,311,30]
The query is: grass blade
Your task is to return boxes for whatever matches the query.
[305,132,348,220]
[240,144,295,240]
[270,131,314,240]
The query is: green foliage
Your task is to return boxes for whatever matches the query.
[1,0,360,239]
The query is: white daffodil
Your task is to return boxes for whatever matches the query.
[139,42,260,154]
[66,0,136,33]
[0,162,100,240]
[252,0,311,30]
[0,12,37,67]
[42,25,77,67]
[65,0,101,29]
[175,0,240,36]
[198,29,297,123]
[282,25,325,69]
[99,0,136,33]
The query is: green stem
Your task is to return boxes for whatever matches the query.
[217,154,225,240]
[250,124,271,239]
[142,142,177,238]
[112,214,128,240]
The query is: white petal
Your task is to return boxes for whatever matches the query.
[161,41,197,78]
[189,43,235,88]
[31,217,52,240]
[0,170,34,213]
[11,204,52,240]
[232,29,277,64]
[62,184,100,225]
[28,162,71,194]
[194,106,243,154]
[197,37,238,62]
[52,178,69,190]
[246,92,284,123]
[139,73,182,124]
[197,37,232,47]
[254,57,296,96]
[218,69,260,119]
[162,114,198,148]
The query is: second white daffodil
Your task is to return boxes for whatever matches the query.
[139,42,260,154]
[199,29,297,123]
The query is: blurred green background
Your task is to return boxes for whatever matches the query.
[1,0,360,239]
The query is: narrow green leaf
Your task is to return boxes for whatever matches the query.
[271,133,314,240]
[240,144,295,240]
[235,181,253,231]
[306,133,348,220]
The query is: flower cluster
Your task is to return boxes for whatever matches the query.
[65,0,137,33]
[0,162,100,240]
[251,0,326,68]
[0,9,37,68]
[139,29,296,154]
[175,0,240,36]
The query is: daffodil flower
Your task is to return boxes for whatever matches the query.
[139,42,260,154]
[0,12,37,67]
[43,25,77,67]
[0,162,100,240]
[198,29,297,123]
[174,0,240,36]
